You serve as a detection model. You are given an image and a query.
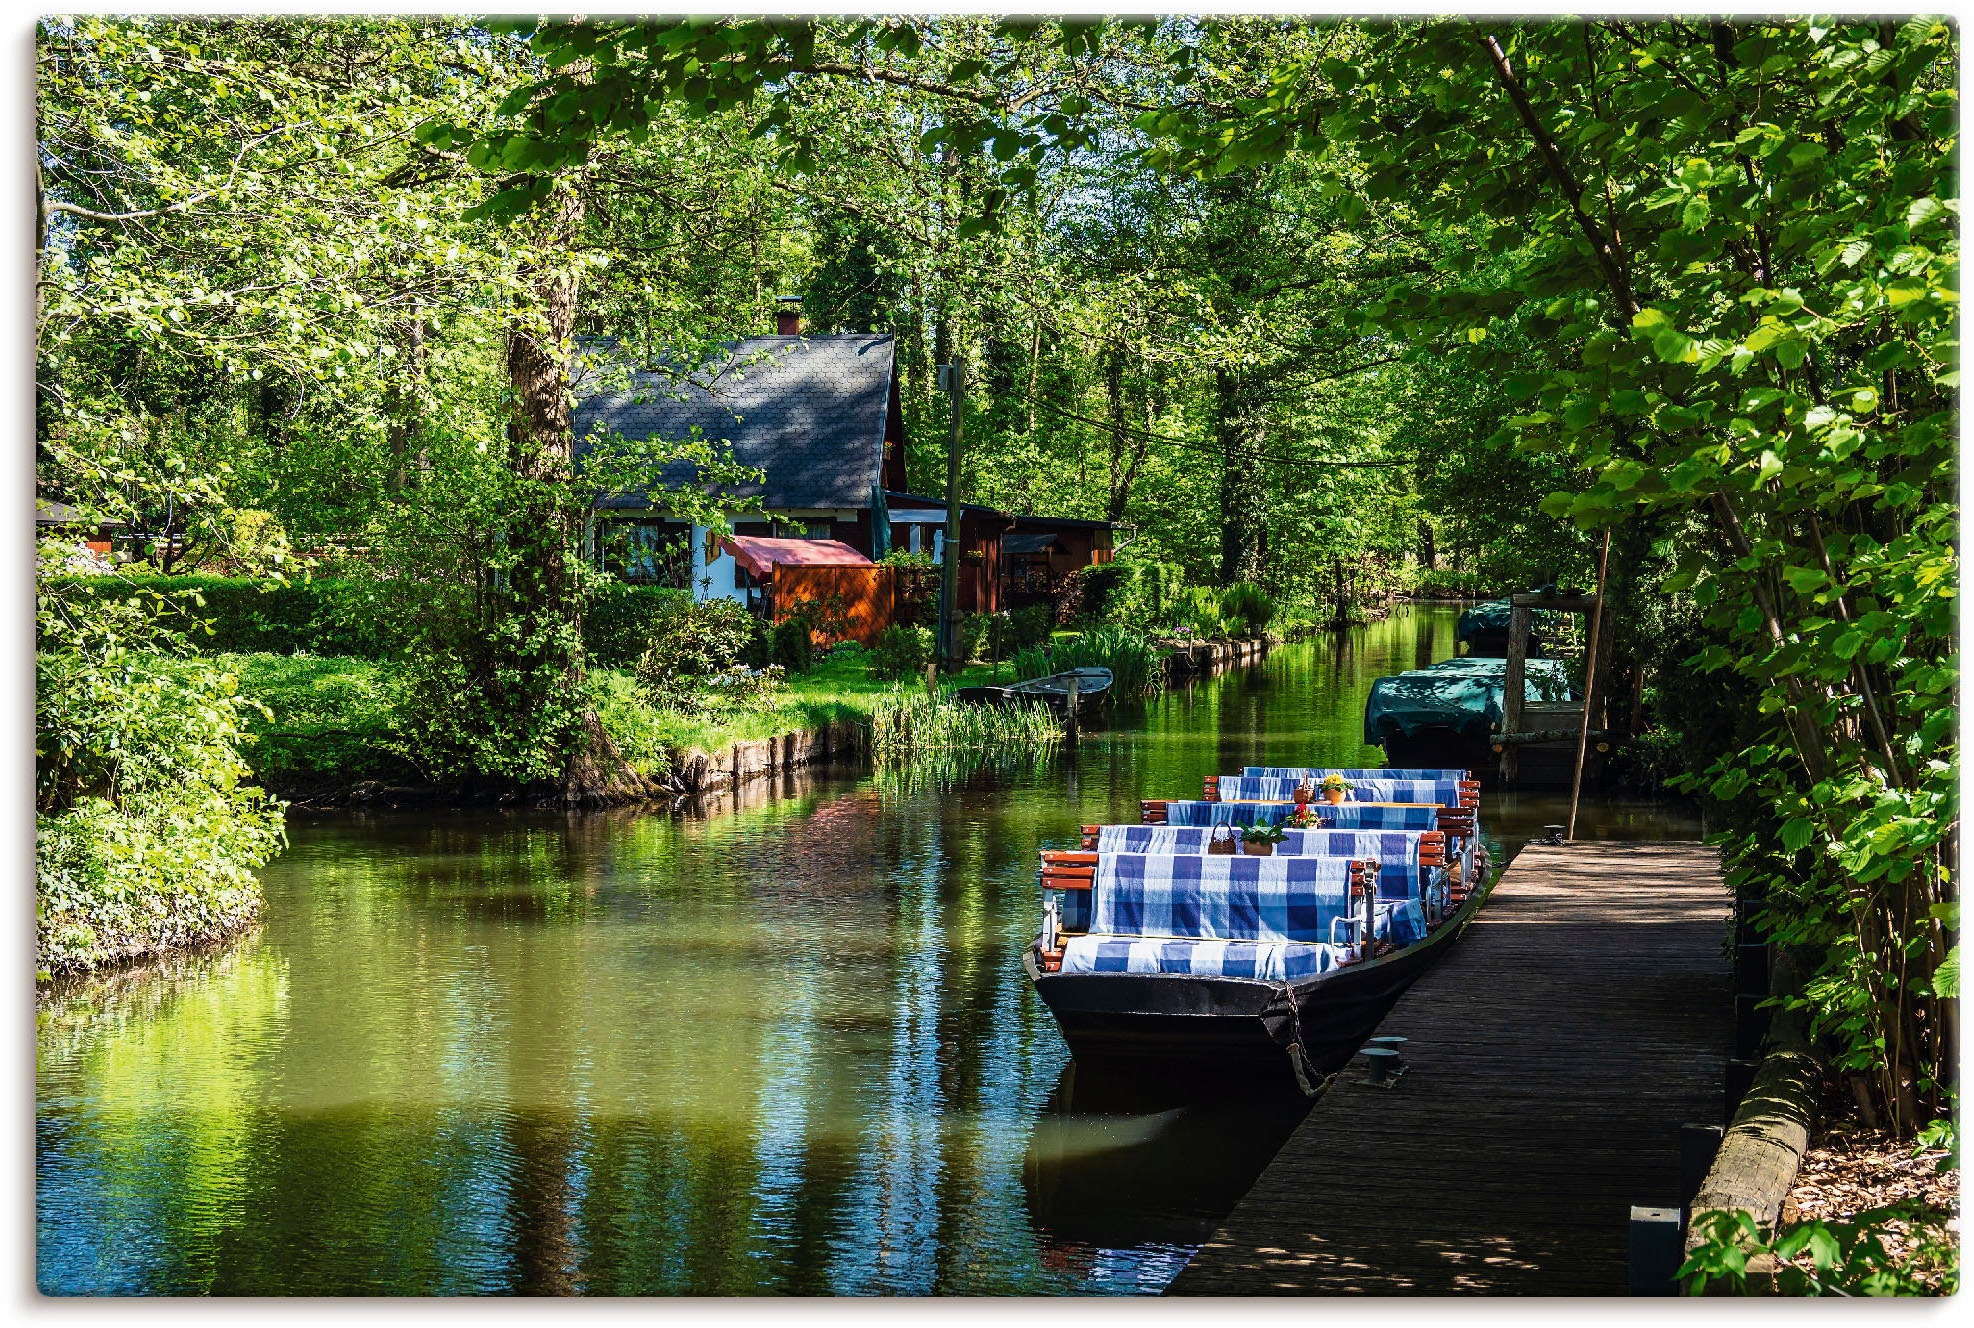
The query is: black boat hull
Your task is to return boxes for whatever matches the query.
[1027,880,1491,1074]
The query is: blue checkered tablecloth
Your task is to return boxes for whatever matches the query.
[1242,767,1466,781]
[1215,776,1466,806]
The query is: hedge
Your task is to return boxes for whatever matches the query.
[48,575,691,665]
[1075,561,1189,628]
[47,575,401,656]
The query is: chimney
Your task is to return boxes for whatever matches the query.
[775,294,803,336]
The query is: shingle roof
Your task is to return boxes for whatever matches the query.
[575,335,895,512]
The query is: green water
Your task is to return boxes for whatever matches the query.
[36,607,1701,1295]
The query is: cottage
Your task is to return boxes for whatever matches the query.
[573,309,1114,628]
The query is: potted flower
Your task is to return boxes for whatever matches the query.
[1319,773,1354,805]
[1286,802,1319,829]
[1242,821,1287,856]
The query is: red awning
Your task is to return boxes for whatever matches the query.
[720,536,875,579]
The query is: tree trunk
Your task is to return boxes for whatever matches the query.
[502,183,647,807]
[386,299,426,495]
[1215,367,1267,584]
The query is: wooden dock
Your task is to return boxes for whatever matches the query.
[1168,840,1731,1296]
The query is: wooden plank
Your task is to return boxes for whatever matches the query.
[1167,841,1731,1297]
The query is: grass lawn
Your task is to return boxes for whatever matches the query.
[639,652,1008,753]
[202,650,1019,791]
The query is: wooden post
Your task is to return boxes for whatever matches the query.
[936,361,964,667]
[1065,673,1079,746]
[1567,527,1613,839]
[1680,1123,1725,1210]
[1627,1206,1682,1295]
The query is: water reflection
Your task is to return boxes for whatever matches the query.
[37,608,1701,1296]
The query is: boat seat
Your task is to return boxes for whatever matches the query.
[1087,852,1363,943]
[1084,826,1449,901]
[1059,935,1347,982]
[1242,767,1470,782]
[1208,775,1479,808]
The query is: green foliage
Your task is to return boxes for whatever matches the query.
[36,638,285,977]
[631,598,758,711]
[770,618,815,673]
[586,583,695,666]
[1241,820,1287,845]
[869,689,1062,766]
[963,606,1055,663]
[868,624,936,680]
[954,612,992,663]
[214,653,414,787]
[1681,1205,1959,1296]
[49,575,400,657]
[1175,585,1231,639]
[1078,562,1188,628]
[1220,581,1276,637]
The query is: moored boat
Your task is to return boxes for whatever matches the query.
[1025,768,1491,1086]
[955,666,1112,712]
[1362,656,1573,768]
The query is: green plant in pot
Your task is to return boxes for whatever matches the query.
[1319,773,1355,805]
[1242,821,1287,856]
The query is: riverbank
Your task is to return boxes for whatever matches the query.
[219,632,1284,806]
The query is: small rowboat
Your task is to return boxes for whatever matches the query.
[955,667,1112,712]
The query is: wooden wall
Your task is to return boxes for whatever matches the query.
[772,565,897,646]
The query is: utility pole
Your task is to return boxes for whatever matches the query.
[936,361,964,668]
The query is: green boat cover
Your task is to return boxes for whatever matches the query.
[1456,593,1565,656]
[1364,657,1573,744]
[1455,598,1513,644]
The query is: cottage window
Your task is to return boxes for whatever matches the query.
[603,519,692,588]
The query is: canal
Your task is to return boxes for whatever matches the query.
[36,606,1702,1295]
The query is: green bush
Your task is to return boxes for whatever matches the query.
[1076,561,1188,627]
[1177,585,1230,638]
[1220,581,1276,637]
[1008,604,1053,652]
[36,647,285,978]
[49,573,694,666]
[869,624,935,680]
[47,574,400,656]
[586,582,695,665]
[771,618,814,672]
[634,597,757,709]
[955,611,993,662]
[217,653,415,786]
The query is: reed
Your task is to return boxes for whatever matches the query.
[868,688,1063,765]
[1019,624,1166,697]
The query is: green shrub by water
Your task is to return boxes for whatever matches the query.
[37,647,285,978]
[1220,582,1276,637]
[1176,585,1230,639]
[587,583,695,665]
[635,598,756,708]
[1075,561,1188,627]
